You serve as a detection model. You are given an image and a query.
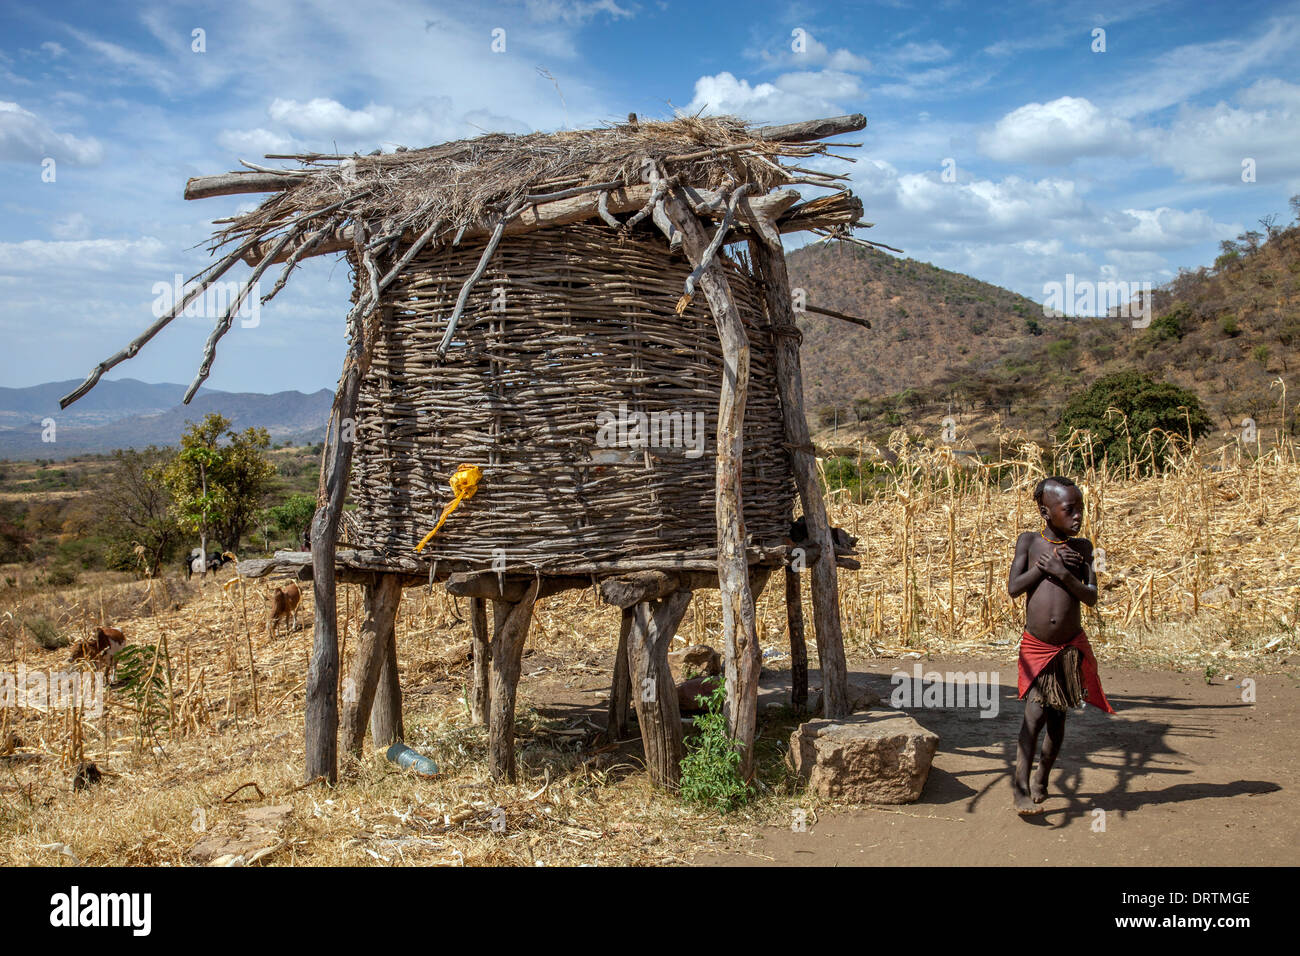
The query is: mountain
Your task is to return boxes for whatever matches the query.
[788,224,1300,442]
[0,379,331,460]
[0,378,190,429]
[787,242,1066,414]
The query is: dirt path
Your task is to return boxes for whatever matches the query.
[694,656,1298,866]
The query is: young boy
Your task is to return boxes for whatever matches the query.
[1006,475,1114,815]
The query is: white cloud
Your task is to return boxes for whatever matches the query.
[978,96,1133,165]
[1084,207,1235,250]
[757,30,871,72]
[1142,79,1300,182]
[0,101,104,165]
[836,157,1227,300]
[524,0,634,23]
[686,70,864,125]
[50,213,91,241]
[267,98,397,137]
[40,41,67,58]
[0,237,168,273]
[216,127,302,157]
[891,41,951,64]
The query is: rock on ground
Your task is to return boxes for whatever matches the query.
[788,711,938,804]
[668,644,721,681]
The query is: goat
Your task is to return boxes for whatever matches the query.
[190,550,235,584]
[67,626,126,680]
[266,582,302,636]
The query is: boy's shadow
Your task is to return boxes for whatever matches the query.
[893,677,1280,827]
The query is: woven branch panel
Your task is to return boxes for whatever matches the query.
[349,223,795,572]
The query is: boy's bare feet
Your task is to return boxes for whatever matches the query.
[1030,776,1048,804]
[1013,782,1045,815]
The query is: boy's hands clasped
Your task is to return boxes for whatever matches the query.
[1034,544,1082,579]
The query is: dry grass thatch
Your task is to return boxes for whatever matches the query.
[214,114,845,254]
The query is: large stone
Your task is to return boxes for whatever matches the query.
[677,675,722,713]
[788,711,938,804]
[668,644,721,681]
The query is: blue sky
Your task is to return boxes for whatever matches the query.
[1,0,1297,394]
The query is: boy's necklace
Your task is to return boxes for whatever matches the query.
[1040,530,1068,545]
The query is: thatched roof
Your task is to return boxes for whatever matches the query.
[206,115,851,246]
[60,113,876,410]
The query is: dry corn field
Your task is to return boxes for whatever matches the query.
[0,432,1296,866]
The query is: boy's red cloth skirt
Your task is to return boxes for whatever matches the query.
[1017,629,1114,713]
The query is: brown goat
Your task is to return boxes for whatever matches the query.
[67,626,126,679]
[266,582,302,636]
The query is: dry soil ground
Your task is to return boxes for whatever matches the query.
[694,657,1298,866]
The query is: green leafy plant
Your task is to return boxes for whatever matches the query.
[1055,370,1212,473]
[114,641,173,749]
[679,680,751,813]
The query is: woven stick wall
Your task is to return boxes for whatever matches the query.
[350,222,794,572]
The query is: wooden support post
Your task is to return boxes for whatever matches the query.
[488,581,540,783]
[750,237,850,718]
[785,567,808,713]
[341,574,403,755]
[370,625,404,748]
[658,180,762,781]
[606,608,633,741]
[470,597,490,725]
[305,300,383,783]
[625,590,692,789]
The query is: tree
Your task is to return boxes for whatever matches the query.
[97,448,183,575]
[1056,370,1212,473]
[161,414,276,561]
[266,493,317,545]
[0,500,33,564]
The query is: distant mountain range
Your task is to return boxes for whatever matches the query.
[0,379,331,460]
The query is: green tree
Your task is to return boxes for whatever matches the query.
[1146,303,1190,342]
[267,493,317,543]
[161,414,276,559]
[1056,370,1212,473]
[97,446,183,576]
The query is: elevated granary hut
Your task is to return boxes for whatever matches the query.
[60,113,882,788]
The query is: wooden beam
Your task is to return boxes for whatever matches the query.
[749,237,850,718]
[753,114,867,143]
[444,571,588,602]
[804,302,871,329]
[242,186,803,266]
[488,581,540,783]
[606,607,634,742]
[658,176,763,783]
[626,590,693,789]
[340,574,403,755]
[303,294,383,784]
[785,567,808,714]
[470,597,490,726]
[599,571,680,609]
[184,171,300,200]
[370,623,404,748]
[239,543,827,584]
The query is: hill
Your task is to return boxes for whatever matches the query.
[0,380,331,460]
[788,221,1300,445]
